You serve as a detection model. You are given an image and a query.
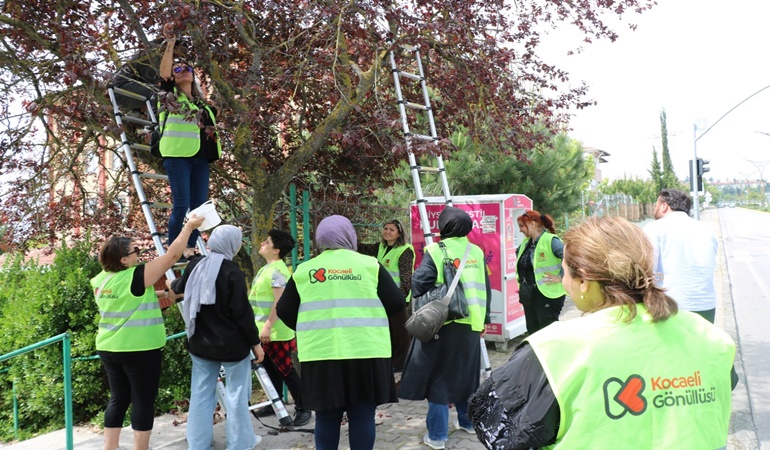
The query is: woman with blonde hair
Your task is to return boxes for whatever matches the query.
[469,216,737,450]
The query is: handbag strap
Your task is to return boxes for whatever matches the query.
[440,243,472,305]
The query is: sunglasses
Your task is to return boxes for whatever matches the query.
[125,246,143,256]
[173,65,193,74]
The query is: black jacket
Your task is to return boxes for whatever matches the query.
[468,342,559,450]
[171,256,259,362]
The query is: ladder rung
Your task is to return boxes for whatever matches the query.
[395,69,422,81]
[402,101,429,111]
[130,143,152,152]
[138,172,169,181]
[112,86,154,102]
[406,132,436,142]
[417,167,443,174]
[147,202,172,209]
[120,115,155,127]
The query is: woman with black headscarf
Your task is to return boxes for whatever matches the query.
[276,215,405,450]
[399,207,492,450]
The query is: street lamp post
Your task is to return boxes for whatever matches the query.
[692,83,770,219]
[692,124,701,219]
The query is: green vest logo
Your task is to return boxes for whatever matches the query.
[604,371,716,420]
[308,267,363,283]
[309,268,326,283]
[603,374,647,419]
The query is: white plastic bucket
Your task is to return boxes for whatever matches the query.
[187,200,221,231]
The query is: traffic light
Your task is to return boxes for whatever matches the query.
[691,157,710,191]
[697,158,710,178]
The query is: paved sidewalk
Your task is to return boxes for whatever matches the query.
[2,212,755,449]
[0,341,520,450]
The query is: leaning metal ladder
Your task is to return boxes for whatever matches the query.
[390,42,491,377]
[388,41,453,246]
[106,86,208,281]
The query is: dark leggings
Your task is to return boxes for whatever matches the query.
[315,402,377,450]
[520,283,565,334]
[261,350,304,410]
[98,348,162,431]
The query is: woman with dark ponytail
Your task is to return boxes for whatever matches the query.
[468,216,737,450]
[515,210,566,334]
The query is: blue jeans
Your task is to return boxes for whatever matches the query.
[426,401,471,441]
[163,157,209,248]
[314,402,377,450]
[187,354,258,450]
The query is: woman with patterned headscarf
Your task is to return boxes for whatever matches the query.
[399,207,492,450]
[277,215,406,450]
[169,225,263,450]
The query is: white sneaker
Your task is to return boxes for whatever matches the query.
[251,434,263,448]
[423,432,446,449]
[454,420,475,434]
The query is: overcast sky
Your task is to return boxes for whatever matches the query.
[540,0,770,183]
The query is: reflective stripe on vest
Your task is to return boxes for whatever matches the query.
[377,243,414,303]
[527,305,735,449]
[516,232,566,299]
[425,237,487,332]
[92,268,166,352]
[293,249,390,362]
[249,260,294,341]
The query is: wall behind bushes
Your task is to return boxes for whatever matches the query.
[0,239,192,441]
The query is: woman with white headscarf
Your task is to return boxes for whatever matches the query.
[276,215,406,450]
[169,225,264,450]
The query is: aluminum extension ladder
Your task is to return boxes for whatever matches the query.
[106,86,290,425]
[389,43,493,380]
[388,41,453,245]
[106,85,208,280]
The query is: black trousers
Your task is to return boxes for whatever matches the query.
[98,348,162,430]
[519,283,565,334]
[261,349,305,410]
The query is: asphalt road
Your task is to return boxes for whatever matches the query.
[719,206,770,449]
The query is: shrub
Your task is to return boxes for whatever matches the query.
[0,239,192,441]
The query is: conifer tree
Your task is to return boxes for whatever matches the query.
[649,146,663,193]
[660,109,679,188]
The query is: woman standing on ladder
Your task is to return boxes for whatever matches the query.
[515,210,566,334]
[358,219,414,371]
[158,23,221,261]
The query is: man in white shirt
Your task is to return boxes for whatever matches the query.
[644,189,718,322]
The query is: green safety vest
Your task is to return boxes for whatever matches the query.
[158,90,221,158]
[249,260,295,342]
[516,232,567,298]
[425,237,487,332]
[293,249,390,362]
[377,243,415,303]
[527,305,735,450]
[92,268,166,352]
